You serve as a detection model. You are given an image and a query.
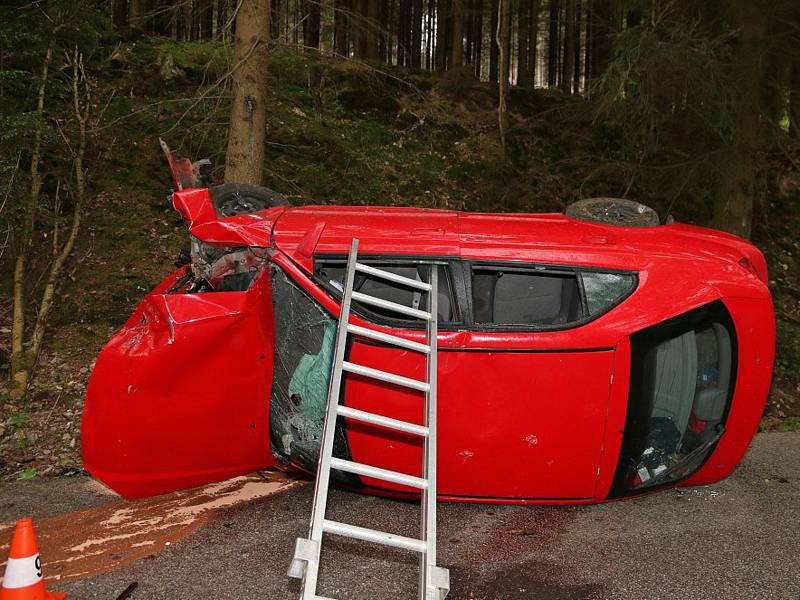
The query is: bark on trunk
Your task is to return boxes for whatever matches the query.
[497,0,511,150]
[590,0,612,80]
[450,0,464,67]
[791,60,800,138]
[365,0,380,61]
[303,0,321,50]
[517,0,530,86]
[129,0,150,31]
[113,0,128,28]
[9,43,53,397]
[583,0,592,86]
[435,0,449,71]
[489,0,498,81]
[712,1,765,239]
[218,0,231,40]
[334,0,350,56]
[562,0,575,93]
[411,0,424,67]
[224,0,270,185]
[530,0,540,86]
[29,49,86,372]
[547,0,560,87]
[471,0,483,78]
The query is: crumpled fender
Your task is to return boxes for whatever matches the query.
[81,267,276,499]
[172,187,284,248]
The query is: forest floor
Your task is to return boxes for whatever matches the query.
[0,38,798,481]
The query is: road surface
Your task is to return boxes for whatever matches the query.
[0,432,797,600]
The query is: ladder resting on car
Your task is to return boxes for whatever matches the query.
[288,238,450,600]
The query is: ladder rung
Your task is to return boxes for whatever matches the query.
[330,457,428,489]
[322,519,426,553]
[355,262,432,292]
[347,323,431,354]
[337,405,429,437]
[351,291,432,321]
[342,361,430,392]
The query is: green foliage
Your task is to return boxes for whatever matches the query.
[592,5,735,158]
[17,468,37,481]
[775,320,800,380]
[781,417,800,432]
[9,412,27,428]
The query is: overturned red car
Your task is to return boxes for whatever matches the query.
[82,163,774,504]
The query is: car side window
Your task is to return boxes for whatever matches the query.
[315,259,456,325]
[471,266,583,326]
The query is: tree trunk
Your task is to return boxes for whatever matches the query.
[129,0,150,31]
[334,0,350,56]
[10,43,53,397]
[791,59,800,138]
[398,0,412,65]
[450,0,464,67]
[113,0,128,27]
[270,0,281,40]
[590,0,612,80]
[471,0,483,78]
[217,0,230,40]
[517,0,530,86]
[364,0,380,60]
[562,0,575,93]
[712,0,765,239]
[583,0,592,86]
[489,0,498,81]
[435,0,449,71]
[410,0,423,67]
[547,0,560,87]
[529,0,540,86]
[573,0,581,91]
[224,0,270,185]
[303,0,321,50]
[29,49,87,376]
[497,0,511,151]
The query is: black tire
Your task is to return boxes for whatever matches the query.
[565,197,660,227]
[209,183,290,218]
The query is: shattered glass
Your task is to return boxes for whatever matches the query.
[580,272,636,316]
[269,265,360,486]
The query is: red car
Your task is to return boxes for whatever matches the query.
[82,156,775,504]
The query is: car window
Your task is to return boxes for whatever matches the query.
[471,266,583,326]
[614,301,736,495]
[315,260,455,324]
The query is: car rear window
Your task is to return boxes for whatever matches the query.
[471,267,583,326]
[315,260,456,325]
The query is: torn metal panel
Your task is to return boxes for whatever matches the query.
[81,268,276,499]
[269,265,360,486]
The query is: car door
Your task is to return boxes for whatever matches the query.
[311,256,466,493]
[437,261,619,500]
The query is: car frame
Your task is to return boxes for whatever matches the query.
[82,166,775,504]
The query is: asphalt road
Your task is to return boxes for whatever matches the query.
[3,432,799,600]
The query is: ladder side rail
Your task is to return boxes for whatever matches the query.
[421,265,439,600]
[302,239,360,598]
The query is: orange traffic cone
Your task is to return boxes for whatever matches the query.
[0,518,66,600]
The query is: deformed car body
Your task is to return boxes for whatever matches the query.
[82,182,775,504]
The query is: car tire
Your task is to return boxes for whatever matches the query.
[565,197,660,227]
[209,183,290,217]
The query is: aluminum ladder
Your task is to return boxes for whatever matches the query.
[288,238,450,600]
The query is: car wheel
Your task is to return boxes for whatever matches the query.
[565,197,660,227]
[209,183,290,217]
